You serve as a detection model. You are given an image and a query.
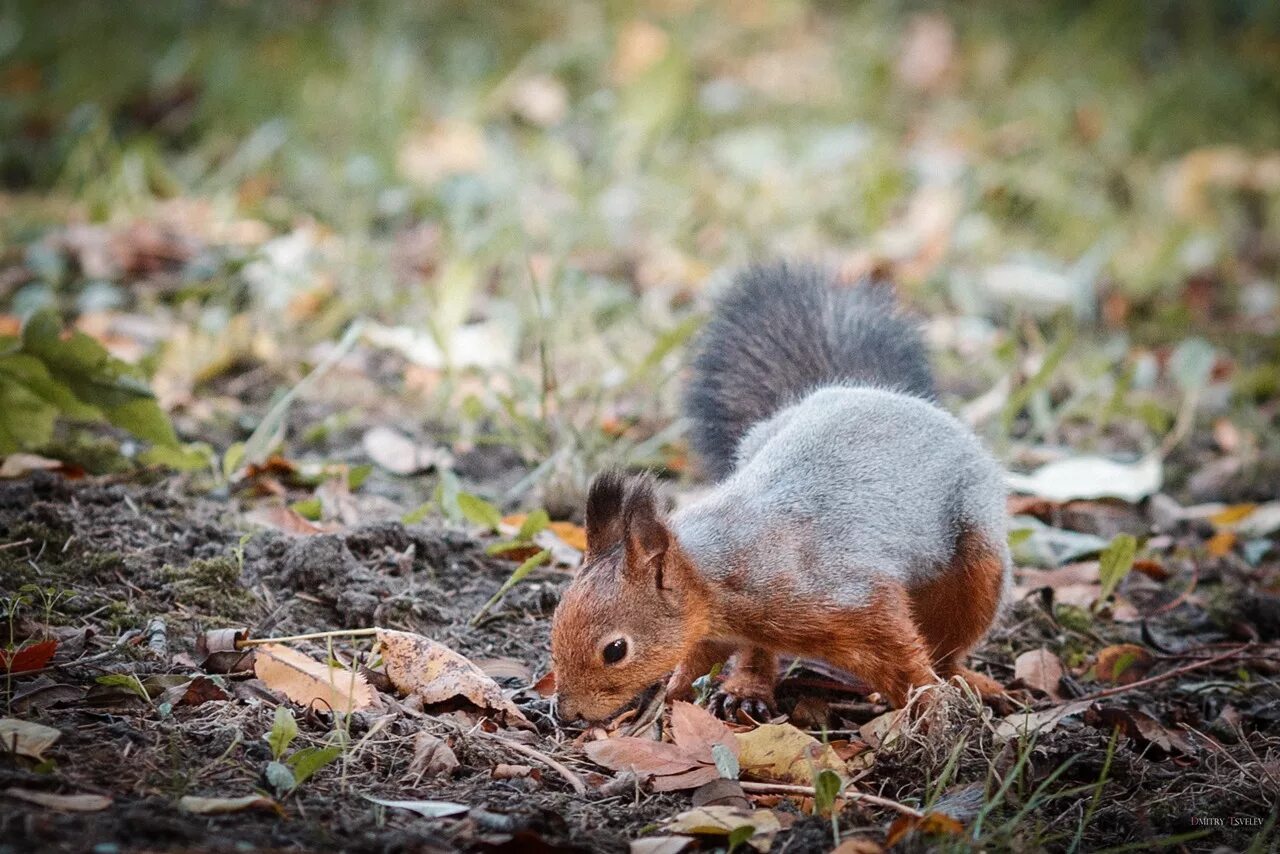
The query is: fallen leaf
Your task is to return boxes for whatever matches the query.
[533,671,556,697]
[1094,644,1154,685]
[1014,649,1065,701]
[859,709,908,750]
[362,795,469,818]
[408,731,460,778]
[253,643,375,713]
[630,837,693,854]
[0,453,64,478]
[692,778,750,809]
[4,788,111,812]
[376,629,528,726]
[10,683,85,713]
[547,521,588,553]
[585,702,738,791]
[831,840,886,854]
[0,638,58,674]
[664,806,781,853]
[361,427,450,476]
[735,723,847,785]
[1206,531,1236,557]
[0,718,60,760]
[1009,517,1111,568]
[1006,454,1162,503]
[491,763,535,780]
[243,505,336,535]
[178,795,281,815]
[994,700,1094,742]
[1085,707,1197,756]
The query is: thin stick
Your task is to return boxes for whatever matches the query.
[236,628,380,649]
[1078,645,1250,702]
[739,782,923,818]
[478,732,587,796]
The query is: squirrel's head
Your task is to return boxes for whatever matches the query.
[550,471,708,723]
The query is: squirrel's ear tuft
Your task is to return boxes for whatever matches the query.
[585,470,627,557]
[622,474,671,587]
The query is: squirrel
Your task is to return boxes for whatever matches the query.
[550,262,1010,723]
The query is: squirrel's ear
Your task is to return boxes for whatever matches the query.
[622,475,672,588]
[585,470,627,557]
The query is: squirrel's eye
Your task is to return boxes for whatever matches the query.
[602,638,628,665]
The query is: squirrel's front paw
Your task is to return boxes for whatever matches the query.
[708,689,774,723]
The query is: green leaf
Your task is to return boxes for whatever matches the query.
[812,768,842,817]
[726,824,755,853]
[434,469,462,520]
[1097,534,1137,604]
[140,442,214,472]
[106,397,179,448]
[265,705,298,760]
[0,353,97,418]
[516,509,550,541]
[264,760,296,796]
[290,497,323,521]
[456,492,502,532]
[222,442,246,479]
[286,745,343,786]
[0,379,57,453]
[401,502,434,525]
[95,674,149,701]
[711,743,739,780]
[347,463,373,491]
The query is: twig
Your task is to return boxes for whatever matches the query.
[0,539,33,551]
[236,628,380,648]
[1150,562,1199,616]
[1078,645,1251,702]
[738,782,923,818]
[477,732,587,796]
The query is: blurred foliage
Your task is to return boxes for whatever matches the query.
[0,0,1277,487]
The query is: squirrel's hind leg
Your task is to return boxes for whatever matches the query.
[910,527,1009,708]
[709,646,776,722]
[822,585,939,708]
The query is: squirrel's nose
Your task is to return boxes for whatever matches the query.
[553,695,583,724]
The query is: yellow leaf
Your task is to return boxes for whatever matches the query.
[1209,504,1257,527]
[253,644,374,713]
[377,629,529,726]
[735,723,847,785]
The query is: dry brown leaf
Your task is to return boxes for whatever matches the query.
[735,723,847,785]
[533,671,556,697]
[1013,649,1065,700]
[408,731,459,779]
[1085,707,1197,756]
[4,788,111,812]
[243,505,336,536]
[1094,644,1155,686]
[832,840,886,854]
[491,763,535,780]
[671,701,738,760]
[584,702,738,791]
[585,738,704,778]
[253,644,375,713]
[0,718,61,760]
[178,794,281,815]
[376,629,528,726]
[0,453,64,478]
[994,700,1094,742]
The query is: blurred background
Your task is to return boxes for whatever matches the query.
[2,0,1279,512]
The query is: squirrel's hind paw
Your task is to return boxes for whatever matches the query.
[708,690,774,724]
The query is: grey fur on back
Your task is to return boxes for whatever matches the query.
[673,386,1011,608]
[683,262,936,481]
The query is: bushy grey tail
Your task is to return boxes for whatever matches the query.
[683,262,936,480]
